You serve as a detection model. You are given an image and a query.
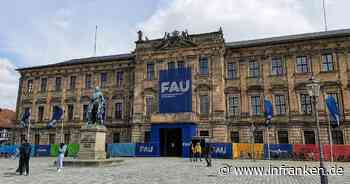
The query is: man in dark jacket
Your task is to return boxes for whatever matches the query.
[18,138,31,176]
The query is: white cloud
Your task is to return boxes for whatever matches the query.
[0,58,19,110]
[139,0,317,41]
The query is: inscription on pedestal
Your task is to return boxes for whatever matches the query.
[78,125,107,160]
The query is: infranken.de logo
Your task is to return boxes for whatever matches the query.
[161,80,190,93]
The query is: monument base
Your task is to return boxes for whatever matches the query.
[78,125,107,160]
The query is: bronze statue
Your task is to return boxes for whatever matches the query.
[86,87,106,126]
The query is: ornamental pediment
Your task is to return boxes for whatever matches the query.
[155,30,197,50]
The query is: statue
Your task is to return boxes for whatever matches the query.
[86,87,106,126]
[137,30,143,41]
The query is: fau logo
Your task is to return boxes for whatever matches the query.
[140,146,153,152]
[161,80,190,93]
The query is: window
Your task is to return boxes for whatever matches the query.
[200,130,209,137]
[230,131,239,143]
[168,61,176,70]
[83,104,89,121]
[227,63,237,79]
[250,96,260,115]
[67,104,74,121]
[34,134,40,145]
[177,61,185,68]
[55,77,62,91]
[322,53,334,72]
[40,78,47,92]
[116,71,123,87]
[278,130,289,144]
[115,102,123,119]
[38,106,44,121]
[49,134,56,144]
[113,133,120,143]
[199,57,209,75]
[85,74,92,89]
[271,57,283,75]
[228,95,240,116]
[249,60,259,78]
[304,130,315,144]
[145,96,154,115]
[27,79,33,93]
[100,73,108,88]
[254,131,264,143]
[332,130,344,144]
[275,95,286,115]
[147,63,155,80]
[200,95,209,114]
[144,131,150,143]
[296,56,309,73]
[300,94,312,114]
[70,76,76,90]
[64,134,70,144]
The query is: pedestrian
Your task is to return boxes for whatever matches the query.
[190,142,195,162]
[205,144,213,167]
[18,138,31,176]
[195,142,202,162]
[57,143,67,172]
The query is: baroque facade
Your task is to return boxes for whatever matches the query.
[15,28,350,148]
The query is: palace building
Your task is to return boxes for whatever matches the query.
[15,28,350,156]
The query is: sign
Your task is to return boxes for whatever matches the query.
[209,143,232,159]
[135,143,160,157]
[35,144,51,156]
[159,68,192,113]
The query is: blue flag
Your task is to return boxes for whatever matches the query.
[47,106,63,128]
[264,99,273,125]
[326,96,340,127]
[19,109,30,128]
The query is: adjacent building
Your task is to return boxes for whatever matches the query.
[14,28,350,155]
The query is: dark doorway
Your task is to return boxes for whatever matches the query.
[160,128,182,156]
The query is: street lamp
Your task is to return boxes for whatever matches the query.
[306,76,328,184]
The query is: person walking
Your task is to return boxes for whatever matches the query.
[194,142,202,162]
[190,142,195,162]
[205,143,213,167]
[18,138,31,176]
[57,143,67,172]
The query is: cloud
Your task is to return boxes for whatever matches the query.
[0,58,19,110]
[138,0,331,41]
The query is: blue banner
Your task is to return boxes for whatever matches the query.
[35,144,51,156]
[159,67,192,113]
[264,144,293,159]
[135,143,160,157]
[209,143,232,159]
[107,143,135,157]
[326,95,340,127]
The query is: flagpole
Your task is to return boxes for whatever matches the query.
[325,106,334,162]
[267,120,270,160]
[61,110,65,143]
[328,117,333,162]
[27,117,31,142]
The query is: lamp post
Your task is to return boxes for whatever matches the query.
[306,76,328,184]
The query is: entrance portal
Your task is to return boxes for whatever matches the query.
[160,128,182,156]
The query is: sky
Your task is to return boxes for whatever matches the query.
[1,0,350,110]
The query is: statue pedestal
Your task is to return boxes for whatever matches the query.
[78,125,106,160]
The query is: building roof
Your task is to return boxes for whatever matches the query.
[17,53,134,71]
[225,28,350,48]
[0,108,16,129]
[16,28,350,71]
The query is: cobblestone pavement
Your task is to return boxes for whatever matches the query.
[1,157,350,184]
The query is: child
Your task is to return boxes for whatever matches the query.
[57,143,67,172]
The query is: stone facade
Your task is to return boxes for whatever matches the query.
[14,28,350,145]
